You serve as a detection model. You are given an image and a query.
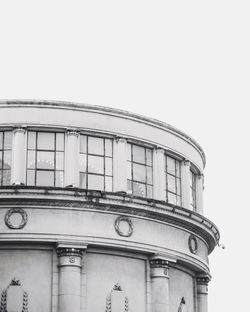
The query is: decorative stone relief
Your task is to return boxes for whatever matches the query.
[0,278,28,312]
[188,234,198,254]
[4,208,28,230]
[177,297,186,312]
[105,283,129,312]
[115,216,133,237]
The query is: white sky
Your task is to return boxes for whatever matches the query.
[0,1,249,311]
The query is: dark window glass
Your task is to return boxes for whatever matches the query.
[26,131,65,187]
[79,135,113,191]
[127,143,153,198]
[166,155,181,206]
[0,131,12,186]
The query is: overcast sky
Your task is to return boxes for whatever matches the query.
[1,1,249,311]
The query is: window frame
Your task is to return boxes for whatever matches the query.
[26,131,65,187]
[0,131,12,186]
[127,143,153,198]
[79,134,113,192]
[165,154,182,206]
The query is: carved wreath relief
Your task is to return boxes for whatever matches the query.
[106,283,129,312]
[188,235,198,254]
[0,278,28,312]
[4,208,28,230]
[115,216,133,237]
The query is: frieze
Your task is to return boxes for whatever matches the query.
[4,208,28,230]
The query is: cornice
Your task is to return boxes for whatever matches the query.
[0,187,219,253]
[0,99,206,167]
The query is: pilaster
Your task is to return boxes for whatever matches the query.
[149,254,170,312]
[65,130,79,187]
[153,148,166,201]
[11,127,26,185]
[56,242,87,312]
[181,160,190,210]
[196,274,210,312]
[113,137,127,193]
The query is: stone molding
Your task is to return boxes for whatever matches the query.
[0,187,220,253]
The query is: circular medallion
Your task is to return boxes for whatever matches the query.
[188,235,198,254]
[5,208,28,229]
[115,216,133,237]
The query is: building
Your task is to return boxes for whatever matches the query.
[0,100,219,312]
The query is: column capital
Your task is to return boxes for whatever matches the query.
[155,147,165,154]
[13,126,27,134]
[66,129,80,137]
[183,159,190,166]
[115,136,127,144]
[56,242,87,267]
[198,173,204,180]
[196,274,210,286]
[149,255,169,268]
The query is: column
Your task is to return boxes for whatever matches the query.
[181,160,190,209]
[196,173,204,215]
[65,130,79,187]
[196,275,210,312]
[113,137,127,193]
[149,254,170,312]
[153,148,166,201]
[56,243,87,312]
[11,127,26,185]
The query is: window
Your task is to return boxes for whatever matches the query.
[79,135,113,191]
[0,131,12,186]
[190,170,197,210]
[165,155,181,206]
[127,143,153,198]
[26,131,65,187]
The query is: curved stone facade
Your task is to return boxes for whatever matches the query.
[0,100,219,312]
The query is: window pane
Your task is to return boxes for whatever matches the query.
[80,135,87,154]
[167,156,175,175]
[3,151,12,169]
[88,155,104,174]
[146,148,152,166]
[4,132,12,149]
[88,174,104,191]
[2,170,11,185]
[37,151,54,169]
[56,133,64,151]
[176,161,181,177]
[0,132,3,149]
[147,167,153,184]
[56,152,64,170]
[0,154,2,169]
[55,171,64,187]
[105,176,113,192]
[127,180,132,194]
[176,178,181,195]
[176,196,181,206]
[132,145,145,164]
[127,144,132,161]
[27,170,35,185]
[79,154,87,172]
[133,163,146,183]
[105,158,112,176]
[27,151,36,169]
[167,175,176,193]
[37,132,55,150]
[79,172,87,188]
[105,139,113,157]
[168,192,177,205]
[127,162,132,180]
[36,170,54,187]
[133,182,146,197]
[88,137,104,155]
[147,185,153,198]
[28,132,36,149]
